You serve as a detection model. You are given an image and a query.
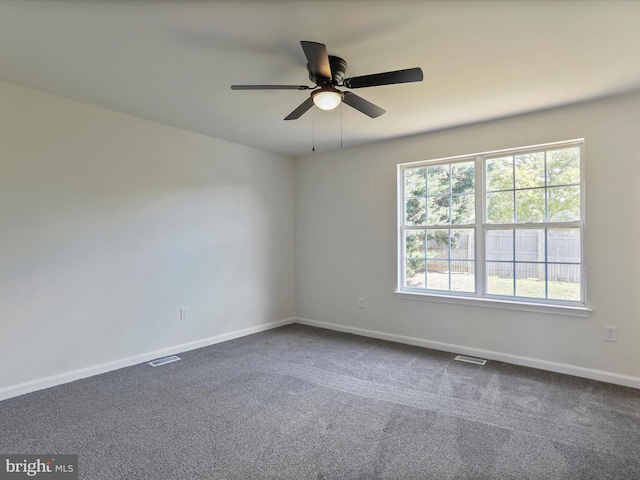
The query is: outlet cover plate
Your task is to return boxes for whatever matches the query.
[604,326,617,342]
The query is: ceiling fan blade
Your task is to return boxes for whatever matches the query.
[342,91,385,118]
[343,67,423,89]
[231,85,310,90]
[300,41,332,80]
[284,98,314,120]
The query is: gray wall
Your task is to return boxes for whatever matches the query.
[2,78,638,397]
[0,80,296,396]
[295,91,640,386]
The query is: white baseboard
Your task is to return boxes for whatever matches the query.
[4,316,637,401]
[295,317,640,390]
[0,318,296,402]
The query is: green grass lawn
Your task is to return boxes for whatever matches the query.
[406,272,580,301]
[488,275,580,301]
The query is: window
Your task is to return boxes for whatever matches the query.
[398,140,586,310]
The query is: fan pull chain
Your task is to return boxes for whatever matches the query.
[340,102,343,148]
[312,107,315,152]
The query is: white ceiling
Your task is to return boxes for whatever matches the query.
[1,0,640,158]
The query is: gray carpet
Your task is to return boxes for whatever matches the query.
[1,324,639,479]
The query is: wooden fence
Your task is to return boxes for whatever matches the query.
[426,229,580,282]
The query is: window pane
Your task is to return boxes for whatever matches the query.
[487,191,514,223]
[427,229,449,260]
[486,156,513,191]
[451,229,474,260]
[451,261,475,292]
[487,262,514,296]
[548,264,581,301]
[547,147,580,186]
[405,230,426,259]
[427,196,450,224]
[548,228,580,263]
[452,161,475,194]
[452,194,474,224]
[405,260,425,288]
[515,188,545,223]
[405,198,426,225]
[547,185,580,221]
[515,152,545,189]
[427,165,450,195]
[426,260,449,290]
[486,229,513,261]
[515,263,546,298]
[405,167,426,196]
[515,262,546,298]
[515,229,545,262]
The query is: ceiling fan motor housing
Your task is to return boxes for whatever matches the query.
[307,55,348,85]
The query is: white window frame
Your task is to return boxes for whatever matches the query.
[396,139,591,317]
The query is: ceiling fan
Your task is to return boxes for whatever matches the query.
[231,41,423,120]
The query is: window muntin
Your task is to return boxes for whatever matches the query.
[485,227,581,302]
[399,141,585,307]
[405,228,475,292]
[404,161,475,227]
[485,146,581,224]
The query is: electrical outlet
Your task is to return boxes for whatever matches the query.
[180,307,189,320]
[604,326,617,342]
[358,297,364,308]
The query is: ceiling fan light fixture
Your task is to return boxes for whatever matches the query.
[312,87,343,110]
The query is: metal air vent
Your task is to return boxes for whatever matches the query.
[454,355,487,365]
[148,355,181,367]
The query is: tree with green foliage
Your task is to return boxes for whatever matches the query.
[404,162,474,277]
[486,147,581,224]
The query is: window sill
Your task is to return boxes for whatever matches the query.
[394,290,592,317]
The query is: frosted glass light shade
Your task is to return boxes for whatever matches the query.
[312,90,342,110]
